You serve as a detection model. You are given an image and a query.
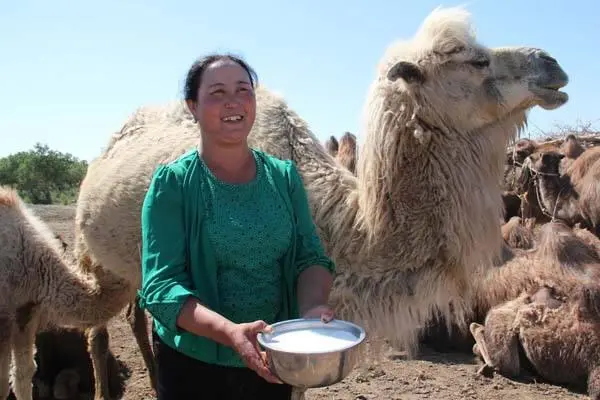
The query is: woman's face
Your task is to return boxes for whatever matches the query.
[188,59,256,146]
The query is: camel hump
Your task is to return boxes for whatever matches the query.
[0,185,20,208]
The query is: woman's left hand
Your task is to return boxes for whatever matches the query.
[302,304,335,323]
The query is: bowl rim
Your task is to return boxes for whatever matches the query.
[256,318,366,355]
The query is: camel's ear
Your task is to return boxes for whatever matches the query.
[387,61,425,84]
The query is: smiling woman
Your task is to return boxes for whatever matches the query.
[138,53,336,400]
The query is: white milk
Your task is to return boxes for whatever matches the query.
[264,328,358,353]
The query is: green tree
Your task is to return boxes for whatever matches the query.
[0,143,88,204]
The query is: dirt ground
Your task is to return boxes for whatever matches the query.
[31,204,589,400]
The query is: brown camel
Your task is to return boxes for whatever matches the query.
[470,282,600,399]
[526,147,600,236]
[72,7,569,399]
[421,220,600,353]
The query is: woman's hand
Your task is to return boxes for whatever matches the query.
[226,320,283,384]
[302,304,335,323]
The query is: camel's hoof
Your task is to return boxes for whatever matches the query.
[477,364,494,378]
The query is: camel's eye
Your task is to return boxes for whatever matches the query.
[469,59,490,69]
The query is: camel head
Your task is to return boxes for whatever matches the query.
[529,150,565,175]
[379,7,569,135]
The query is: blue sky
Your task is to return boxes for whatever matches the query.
[1,0,597,162]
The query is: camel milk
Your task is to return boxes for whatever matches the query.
[264,327,357,353]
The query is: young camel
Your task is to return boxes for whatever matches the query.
[336,131,358,174]
[470,282,600,399]
[0,186,131,400]
[72,7,569,399]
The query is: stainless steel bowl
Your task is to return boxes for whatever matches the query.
[257,318,366,388]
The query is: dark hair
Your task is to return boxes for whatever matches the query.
[183,53,259,102]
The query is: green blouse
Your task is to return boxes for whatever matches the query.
[138,148,335,367]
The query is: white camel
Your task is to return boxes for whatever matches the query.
[69,6,569,399]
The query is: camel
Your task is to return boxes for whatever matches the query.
[324,135,339,157]
[25,235,124,400]
[503,138,563,223]
[72,6,569,399]
[470,283,600,399]
[524,147,600,236]
[421,219,599,354]
[336,131,358,174]
[0,186,131,400]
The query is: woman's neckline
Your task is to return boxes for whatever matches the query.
[196,148,262,189]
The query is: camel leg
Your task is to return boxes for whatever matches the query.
[469,323,494,367]
[0,316,12,400]
[470,317,521,379]
[588,365,600,400]
[125,298,157,391]
[87,325,111,400]
[291,387,306,400]
[12,304,41,400]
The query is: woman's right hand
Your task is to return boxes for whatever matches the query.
[226,320,283,384]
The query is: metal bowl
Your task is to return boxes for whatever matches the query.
[257,318,366,388]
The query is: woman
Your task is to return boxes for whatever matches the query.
[138,53,336,400]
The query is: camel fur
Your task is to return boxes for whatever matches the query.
[336,131,358,174]
[501,216,535,250]
[0,186,131,400]
[73,6,569,399]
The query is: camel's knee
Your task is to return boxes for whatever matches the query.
[588,366,600,400]
[469,322,483,336]
[472,343,480,357]
[87,326,109,356]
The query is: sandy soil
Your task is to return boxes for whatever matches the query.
[30,204,589,400]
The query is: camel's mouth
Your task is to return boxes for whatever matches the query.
[530,85,569,110]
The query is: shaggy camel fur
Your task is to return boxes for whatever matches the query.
[324,135,339,156]
[73,7,569,399]
[24,236,124,400]
[0,186,130,400]
[501,216,535,250]
[470,283,600,399]
[336,131,358,174]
